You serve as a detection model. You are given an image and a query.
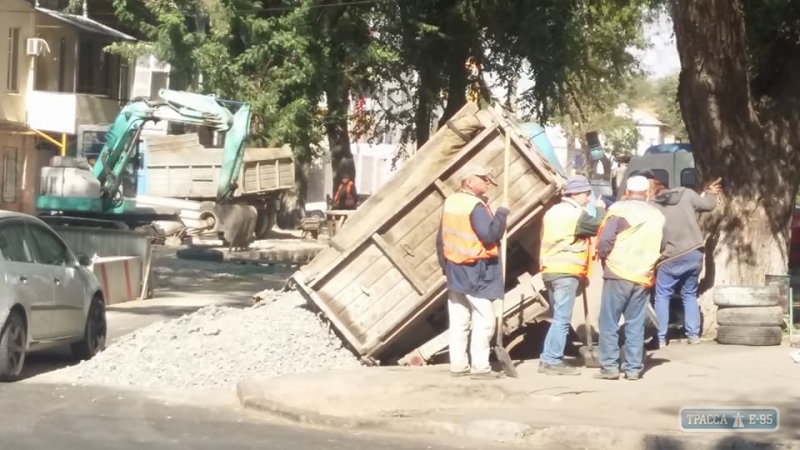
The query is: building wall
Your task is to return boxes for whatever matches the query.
[32,13,77,93]
[0,129,57,214]
[0,0,36,125]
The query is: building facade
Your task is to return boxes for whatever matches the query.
[0,0,153,213]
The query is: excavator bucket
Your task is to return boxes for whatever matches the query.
[218,103,253,201]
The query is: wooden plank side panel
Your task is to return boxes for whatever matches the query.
[379,188,446,293]
[316,244,383,314]
[342,267,410,337]
[290,104,569,362]
[239,158,294,193]
[148,166,219,197]
[329,249,394,315]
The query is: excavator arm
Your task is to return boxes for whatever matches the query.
[92,89,252,206]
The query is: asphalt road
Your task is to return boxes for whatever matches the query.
[0,383,493,450]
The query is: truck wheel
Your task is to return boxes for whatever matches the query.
[255,203,277,240]
[0,311,26,382]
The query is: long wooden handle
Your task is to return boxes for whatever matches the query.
[501,132,510,280]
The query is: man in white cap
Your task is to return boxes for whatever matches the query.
[436,164,509,380]
[594,175,665,380]
[538,174,606,375]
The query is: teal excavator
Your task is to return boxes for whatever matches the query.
[36,89,257,248]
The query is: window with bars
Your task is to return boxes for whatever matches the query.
[6,27,20,93]
[3,147,18,203]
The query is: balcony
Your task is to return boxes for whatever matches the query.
[26,90,122,135]
[23,6,136,136]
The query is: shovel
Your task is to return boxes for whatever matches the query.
[578,286,601,368]
[493,131,519,378]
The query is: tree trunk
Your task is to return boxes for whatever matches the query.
[325,75,355,192]
[277,157,309,230]
[414,65,437,147]
[671,0,800,337]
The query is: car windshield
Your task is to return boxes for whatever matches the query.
[590,182,613,197]
[644,143,693,154]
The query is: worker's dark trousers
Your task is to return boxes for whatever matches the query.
[598,278,649,375]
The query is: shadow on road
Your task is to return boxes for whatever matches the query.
[18,346,80,381]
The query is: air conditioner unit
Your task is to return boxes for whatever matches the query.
[26,38,47,56]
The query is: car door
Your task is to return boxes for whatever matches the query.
[0,220,57,340]
[24,222,86,338]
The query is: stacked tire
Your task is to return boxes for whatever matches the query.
[713,286,784,346]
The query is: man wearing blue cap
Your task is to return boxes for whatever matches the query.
[538,175,606,375]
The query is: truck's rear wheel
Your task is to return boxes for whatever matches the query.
[255,202,277,240]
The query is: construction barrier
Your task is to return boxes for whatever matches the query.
[92,256,143,305]
[52,226,154,299]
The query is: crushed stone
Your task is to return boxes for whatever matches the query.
[37,289,361,391]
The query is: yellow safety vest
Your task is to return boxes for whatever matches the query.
[440,191,499,264]
[595,200,665,287]
[539,200,590,277]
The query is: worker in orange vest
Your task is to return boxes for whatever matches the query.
[436,164,509,380]
[333,175,358,209]
[538,175,607,376]
[594,175,666,381]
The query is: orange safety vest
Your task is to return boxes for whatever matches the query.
[594,199,665,287]
[539,200,591,277]
[333,180,356,207]
[440,191,500,264]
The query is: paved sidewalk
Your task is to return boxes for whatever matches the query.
[238,342,800,449]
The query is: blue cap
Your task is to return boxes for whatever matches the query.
[563,175,592,195]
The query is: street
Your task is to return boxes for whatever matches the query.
[0,383,492,450]
[3,250,502,450]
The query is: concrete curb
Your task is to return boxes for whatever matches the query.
[237,379,538,444]
[236,380,800,449]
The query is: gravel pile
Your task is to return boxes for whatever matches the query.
[40,289,361,390]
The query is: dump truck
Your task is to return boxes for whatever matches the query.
[289,103,572,365]
[290,102,662,366]
[127,132,294,243]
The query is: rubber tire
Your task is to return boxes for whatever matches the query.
[255,203,277,240]
[716,306,784,327]
[713,286,781,307]
[715,325,783,346]
[71,296,107,361]
[0,311,26,382]
[176,247,225,263]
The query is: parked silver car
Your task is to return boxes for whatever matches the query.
[0,211,107,381]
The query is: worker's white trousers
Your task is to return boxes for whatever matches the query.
[448,292,496,374]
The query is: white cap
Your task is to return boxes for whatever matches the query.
[626,175,650,192]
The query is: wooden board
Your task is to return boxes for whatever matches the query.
[290,103,566,364]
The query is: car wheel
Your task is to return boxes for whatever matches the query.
[71,296,107,361]
[0,311,27,382]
